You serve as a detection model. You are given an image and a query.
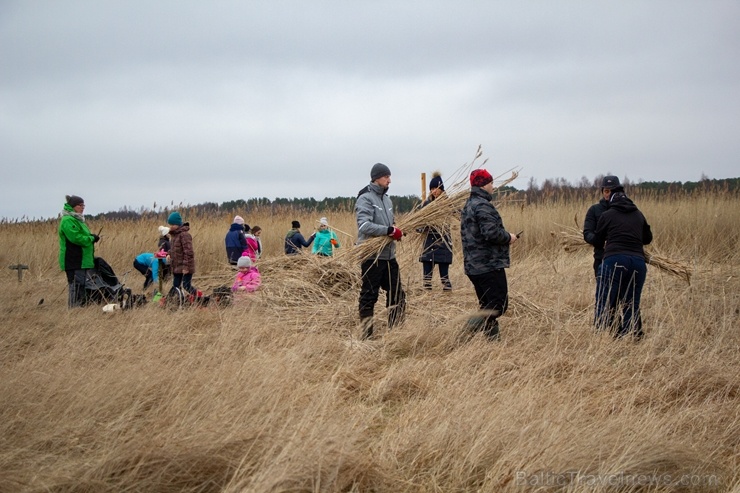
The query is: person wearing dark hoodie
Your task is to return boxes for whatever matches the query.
[225,215,248,265]
[284,220,315,255]
[167,211,198,297]
[58,195,100,307]
[355,162,406,339]
[592,177,653,339]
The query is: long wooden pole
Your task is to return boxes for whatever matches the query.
[421,173,427,201]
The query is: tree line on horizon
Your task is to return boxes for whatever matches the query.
[5,177,737,224]
[87,176,740,221]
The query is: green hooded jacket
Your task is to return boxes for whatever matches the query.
[58,203,95,271]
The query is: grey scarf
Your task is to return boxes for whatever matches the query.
[63,209,85,222]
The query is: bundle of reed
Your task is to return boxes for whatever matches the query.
[348,147,520,264]
[259,252,360,298]
[644,249,693,285]
[550,226,590,252]
[550,226,693,284]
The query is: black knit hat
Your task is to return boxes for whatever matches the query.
[66,195,84,207]
[429,173,444,191]
[601,175,621,190]
[370,163,391,181]
[292,220,300,229]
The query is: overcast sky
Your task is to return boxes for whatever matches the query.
[2,0,738,220]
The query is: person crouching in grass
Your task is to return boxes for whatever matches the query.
[232,256,261,296]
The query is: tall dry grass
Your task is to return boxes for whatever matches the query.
[0,192,738,492]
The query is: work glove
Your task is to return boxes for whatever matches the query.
[92,234,100,243]
[330,238,338,246]
[387,227,403,241]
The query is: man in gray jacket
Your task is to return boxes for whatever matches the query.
[355,163,406,339]
[460,169,519,340]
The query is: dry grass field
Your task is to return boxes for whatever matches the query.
[1,192,738,492]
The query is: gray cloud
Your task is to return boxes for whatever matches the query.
[2,0,739,219]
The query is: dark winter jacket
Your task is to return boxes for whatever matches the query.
[355,182,396,260]
[169,224,196,274]
[593,193,653,260]
[461,186,511,276]
[284,229,314,255]
[417,195,453,264]
[583,198,609,272]
[225,223,247,264]
[58,203,96,271]
[158,236,171,253]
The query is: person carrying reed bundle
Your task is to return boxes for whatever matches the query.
[355,163,406,340]
[589,176,653,339]
[461,169,520,340]
[417,172,453,291]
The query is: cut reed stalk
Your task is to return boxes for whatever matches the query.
[550,226,693,284]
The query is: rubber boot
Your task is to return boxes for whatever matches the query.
[423,275,432,290]
[465,316,486,333]
[483,318,500,341]
[387,296,406,330]
[360,317,374,340]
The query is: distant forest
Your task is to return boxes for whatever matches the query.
[91,177,740,221]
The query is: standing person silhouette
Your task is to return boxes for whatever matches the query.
[591,177,653,339]
[461,170,519,340]
[355,163,406,339]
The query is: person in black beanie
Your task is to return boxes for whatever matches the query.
[417,172,453,290]
[355,162,406,339]
[584,176,621,276]
[591,177,653,339]
[584,175,620,326]
[284,220,315,255]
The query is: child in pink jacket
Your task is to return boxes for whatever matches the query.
[232,256,261,293]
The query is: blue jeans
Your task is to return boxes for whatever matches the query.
[596,255,647,338]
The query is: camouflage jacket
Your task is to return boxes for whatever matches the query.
[460,187,511,275]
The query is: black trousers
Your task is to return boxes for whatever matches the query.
[133,259,153,289]
[467,269,508,334]
[65,268,89,307]
[422,261,451,289]
[359,258,406,328]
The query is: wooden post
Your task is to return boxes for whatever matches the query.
[421,173,427,201]
[9,264,29,282]
[158,259,164,294]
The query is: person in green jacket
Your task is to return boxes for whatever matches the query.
[58,195,99,307]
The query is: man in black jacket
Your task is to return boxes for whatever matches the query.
[583,176,620,276]
[584,175,619,326]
